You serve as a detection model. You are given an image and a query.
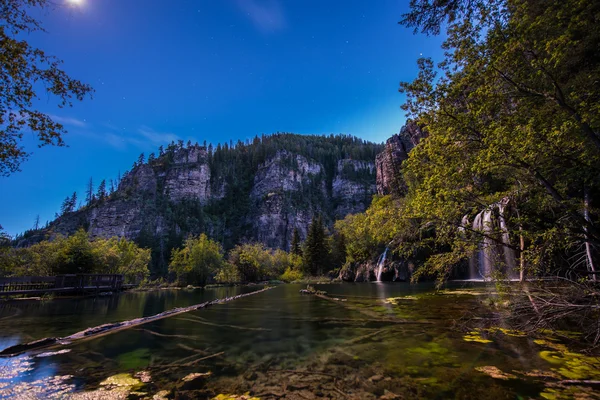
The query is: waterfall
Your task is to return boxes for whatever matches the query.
[498,198,518,279]
[467,197,518,280]
[376,247,388,282]
[481,208,494,279]
[461,215,480,280]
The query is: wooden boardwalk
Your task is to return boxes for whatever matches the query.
[0,274,125,297]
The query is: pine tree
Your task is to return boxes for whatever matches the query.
[148,152,156,163]
[291,228,302,256]
[70,192,77,210]
[86,177,94,205]
[137,153,145,166]
[303,215,330,276]
[109,179,115,194]
[330,232,347,270]
[33,214,40,230]
[97,179,107,200]
[60,196,73,215]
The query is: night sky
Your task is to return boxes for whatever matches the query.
[0,0,443,236]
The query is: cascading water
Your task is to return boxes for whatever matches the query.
[498,198,519,279]
[466,197,518,280]
[461,216,479,280]
[376,247,388,282]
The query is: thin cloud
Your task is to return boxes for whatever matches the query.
[137,126,181,147]
[49,114,87,128]
[236,0,286,33]
[82,126,181,151]
[103,132,128,151]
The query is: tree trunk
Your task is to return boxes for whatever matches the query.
[515,204,526,282]
[519,229,525,282]
[584,186,597,282]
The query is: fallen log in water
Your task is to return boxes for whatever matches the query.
[0,337,59,356]
[0,286,274,358]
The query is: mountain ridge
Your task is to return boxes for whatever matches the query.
[21,133,384,275]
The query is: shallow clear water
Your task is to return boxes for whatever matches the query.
[0,286,262,351]
[1,283,599,399]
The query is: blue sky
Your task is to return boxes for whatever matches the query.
[0,0,444,236]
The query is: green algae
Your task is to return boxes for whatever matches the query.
[116,347,151,370]
[463,326,527,344]
[415,377,439,385]
[539,386,600,400]
[213,393,260,400]
[534,339,600,380]
[408,341,449,357]
[539,351,566,365]
[463,330,493,344]
[67,372,147,400]
[486,327,527,337]
[370,305,393,314]
[383,296,419,304]
[100,373,142,387]
[404,339,460,369]
[437,289,498,296]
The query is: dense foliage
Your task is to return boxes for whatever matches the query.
[394,0,600,282]
[227,243,303,283]
[0,0,93,176]
[332,0,600,285]
[0,229,150,283]
[167,237,304,285]
[336,196,405,266]
[169,234,225,286]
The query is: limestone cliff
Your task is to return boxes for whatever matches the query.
[338,120,428,282]
[375,120,427,196]
[43,134,383,272]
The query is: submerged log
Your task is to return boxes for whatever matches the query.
[0,286,274,358]
[299,285,327,295]
[0,337,58,357]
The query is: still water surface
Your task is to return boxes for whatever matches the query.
[0,283,598,399]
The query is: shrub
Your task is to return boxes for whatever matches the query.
[280,267,304,282]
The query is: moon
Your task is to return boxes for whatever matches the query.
[67,0,83,6]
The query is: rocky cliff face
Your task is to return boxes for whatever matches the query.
[249,151,326,249]
[247,153,377,249]
[336,120,428,283]
[46,136,381,268]
[375,120,426,196]
[332,159,377,218]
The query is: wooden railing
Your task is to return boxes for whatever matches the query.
[0,274,124,296]
[0,276,56,293]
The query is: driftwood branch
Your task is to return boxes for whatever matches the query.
[557,380,600,386]
[0,287,274,357]
[267,369,341,380]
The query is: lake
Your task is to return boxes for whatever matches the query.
[1,283,598,399]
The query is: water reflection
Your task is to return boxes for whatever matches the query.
[0,286,262,349]
[0,283,596,399]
